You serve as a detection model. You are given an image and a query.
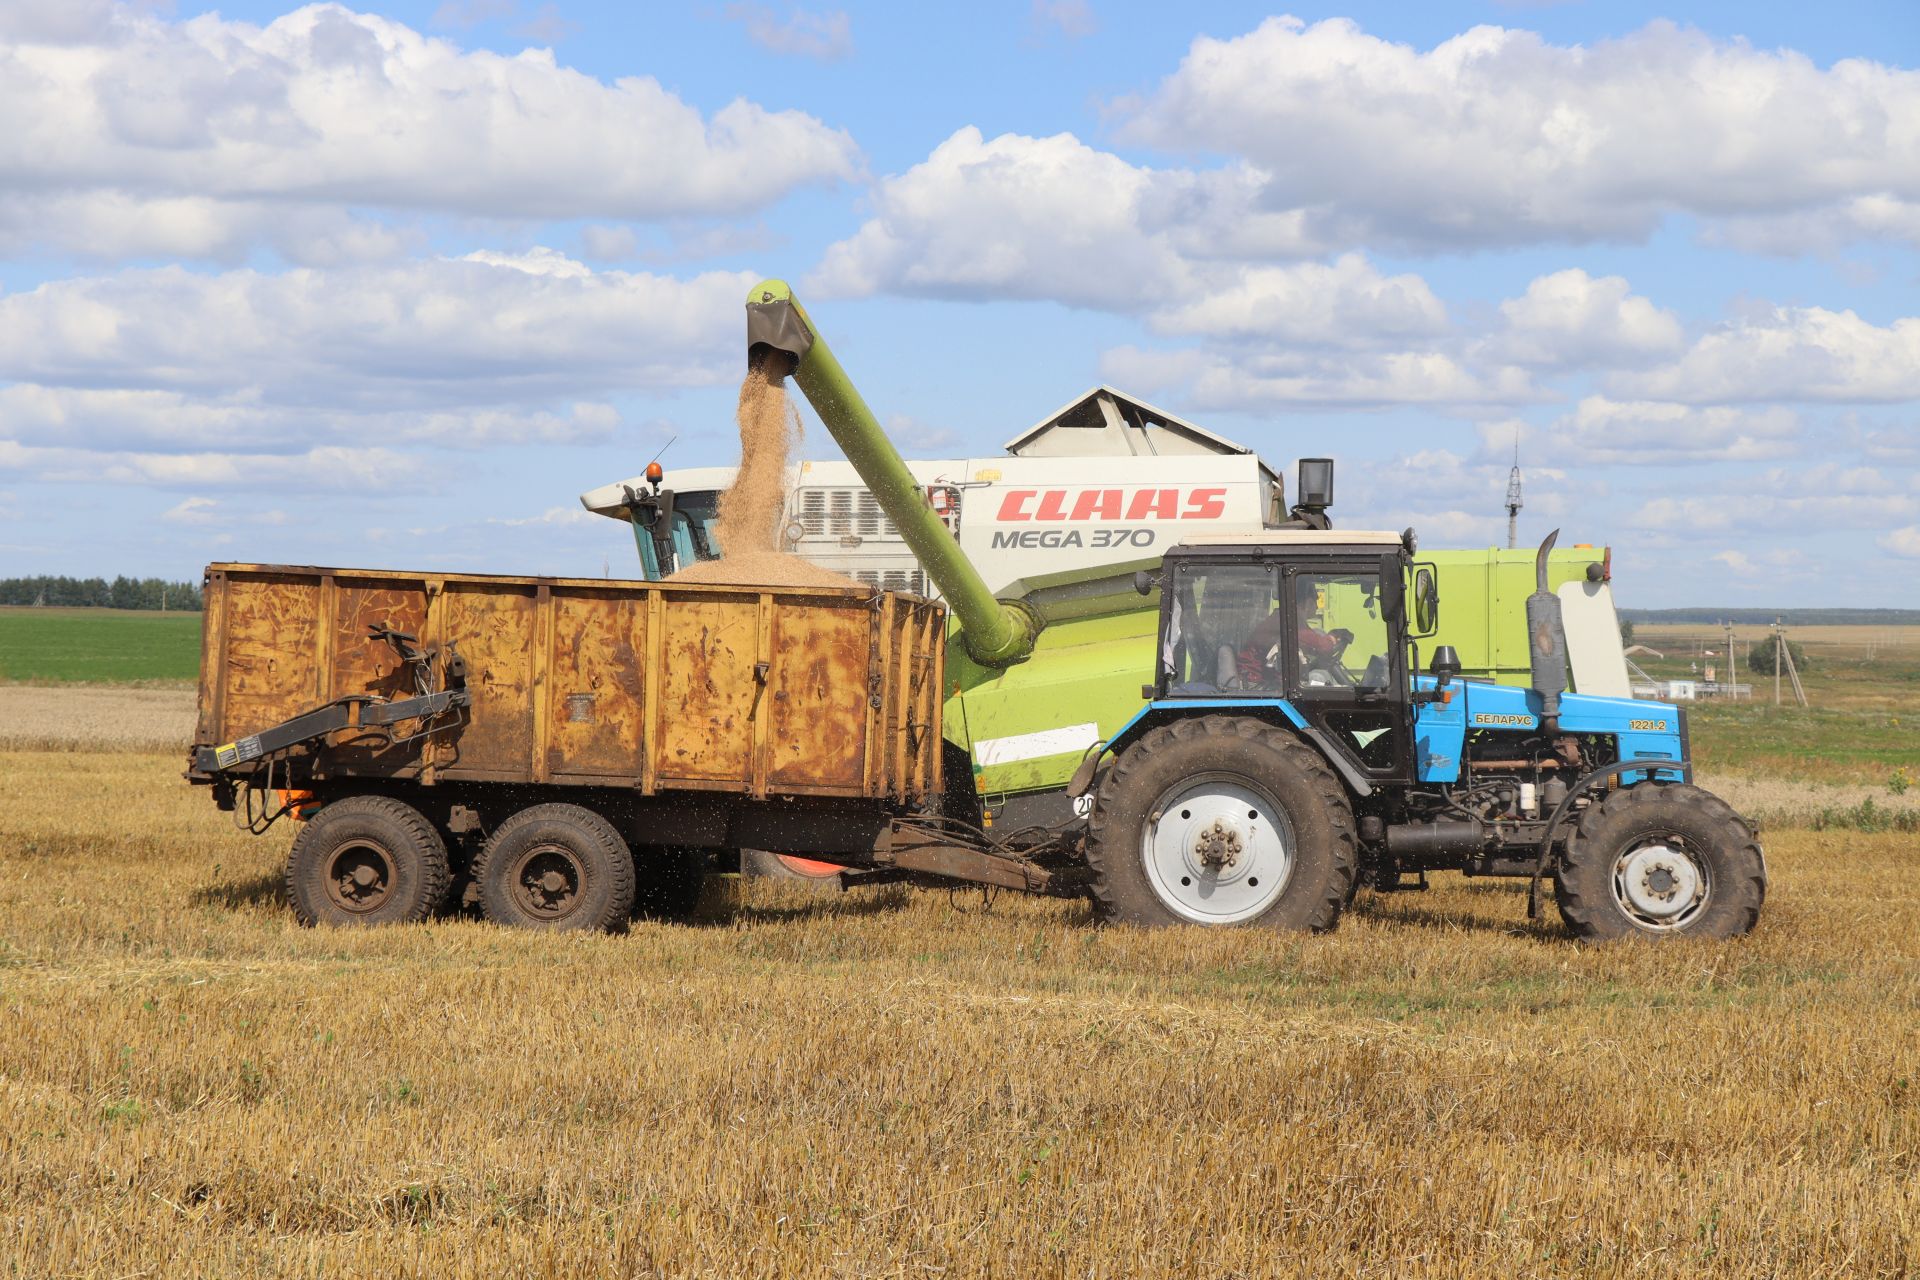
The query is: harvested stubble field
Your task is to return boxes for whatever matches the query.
[0,693,1917,1276]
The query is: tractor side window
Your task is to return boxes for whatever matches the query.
[1293,572,1390,692]
[1164,564,1280,695]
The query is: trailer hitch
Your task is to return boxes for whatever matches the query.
[192,630,471,776]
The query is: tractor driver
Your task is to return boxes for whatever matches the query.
[1234,577,1354,688]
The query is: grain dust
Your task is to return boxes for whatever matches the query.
[669,361,859,590]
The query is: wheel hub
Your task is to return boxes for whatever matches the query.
[324,841,394,914]
[1613,839,1707,929]
[1141,774,1294,925]
[1191,818,1245,869]
[514,846,582,919]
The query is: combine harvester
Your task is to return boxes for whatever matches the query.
[186,282,1765,940]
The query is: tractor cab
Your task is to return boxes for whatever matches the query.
[1146,530,1424,790]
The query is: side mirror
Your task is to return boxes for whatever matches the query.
[1297,458,1334,512]
[1412,567,1439,635]
[1431,644,1461,688]
[1133,569,1159,597]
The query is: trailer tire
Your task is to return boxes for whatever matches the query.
[1554,783,1764,941]
[474,804,636,933]
[634,847,708,919]
[286,794,452,927]
[1086,716,1356,931]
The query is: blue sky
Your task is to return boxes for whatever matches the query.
[1,0,1916,605]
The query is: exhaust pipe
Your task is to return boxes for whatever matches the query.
[1525,529,1569,732]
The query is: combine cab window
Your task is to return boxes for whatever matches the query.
[1292,572,1390,693]
[1163,564,1281,694]
[674,494,721,566]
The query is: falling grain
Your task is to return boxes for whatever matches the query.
[669,359,858,589]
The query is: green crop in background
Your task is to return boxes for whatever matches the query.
[0,607,201,684]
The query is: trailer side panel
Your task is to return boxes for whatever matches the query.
[193,563,943,806]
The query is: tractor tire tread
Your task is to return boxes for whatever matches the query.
[1554,782,1764,941]
[1086,716,1357,931]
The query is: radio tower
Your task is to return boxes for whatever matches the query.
[1504,430,1524,550]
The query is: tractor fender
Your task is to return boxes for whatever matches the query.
[1096,700,1374,799]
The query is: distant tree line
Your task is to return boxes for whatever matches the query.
[1619,607,1920,626]
[0,576,203,611]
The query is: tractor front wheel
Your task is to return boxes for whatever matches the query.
[1085,716,1356,930]
[1554,783,1765,941]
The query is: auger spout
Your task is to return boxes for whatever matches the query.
[745,279,1042,668]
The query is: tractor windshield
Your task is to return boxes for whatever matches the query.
[1291,571,1391,693]
[1161,560,1394,696]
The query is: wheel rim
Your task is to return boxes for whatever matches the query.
[1611,834,1711,933]
[1140,771,1294,925]
[324,840,395,915]
[510,843,585,920]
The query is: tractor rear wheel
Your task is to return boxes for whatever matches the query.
[1085,716,1357,930]
[1554,783,1765,941]
[474,803,636,932]
[286,794,452,927]
[633,846,708,919]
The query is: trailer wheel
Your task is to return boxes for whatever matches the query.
[634,847,708,919]
[1554,783,1764,941]
[285,795,452,927]
[474,804,636,933]
[1086,716,1356,930]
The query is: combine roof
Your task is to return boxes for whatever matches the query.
[1005,386,1256,459]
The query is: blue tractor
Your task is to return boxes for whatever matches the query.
[1076,528,1766,940]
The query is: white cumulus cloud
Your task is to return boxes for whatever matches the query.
[1121,17,1920,251]
[1497,396,1803,465]
[811,128,1193,309]
[1103,344,1536,412]
[0,256,754,413]
[1149,255,1447,347]
[1612,307,1920,404]
[0,2,859,261]
[1487,270,1684,368]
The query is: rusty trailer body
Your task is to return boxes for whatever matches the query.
[193,563,943,802]
[189,563,958,928]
